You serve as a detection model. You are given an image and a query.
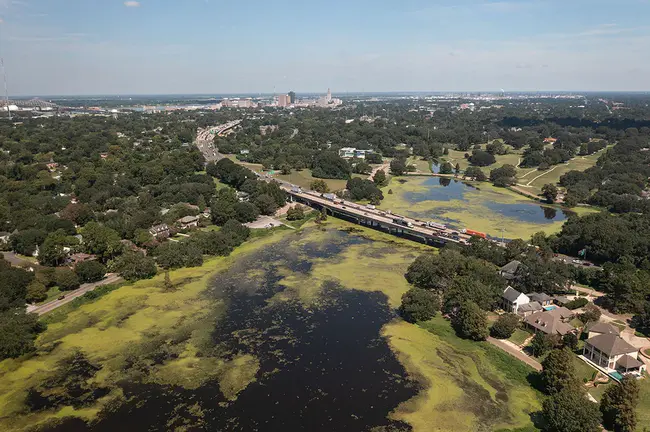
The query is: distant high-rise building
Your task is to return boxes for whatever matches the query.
[278,94,290,107]
[288,91,296,104]
[327,88,332,102]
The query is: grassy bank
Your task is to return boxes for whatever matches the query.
[385,317,542,432]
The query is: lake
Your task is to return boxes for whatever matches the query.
[382,176,575,239]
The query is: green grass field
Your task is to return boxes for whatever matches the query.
[514,148,609,194]
[509,328,532,346]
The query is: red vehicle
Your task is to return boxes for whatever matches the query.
[465,229,487,239]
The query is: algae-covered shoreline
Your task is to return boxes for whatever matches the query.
[0,221,542,432]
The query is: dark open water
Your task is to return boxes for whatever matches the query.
[42,231,418,432]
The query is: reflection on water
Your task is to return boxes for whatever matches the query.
[47,230,417,432]
[401,177,571,225]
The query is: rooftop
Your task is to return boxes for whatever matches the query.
[585,321,621,336]
[524,311,574,335]
[503,286,524,302]
[586,334,637,357]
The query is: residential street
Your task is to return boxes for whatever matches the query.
[28,274,123,316]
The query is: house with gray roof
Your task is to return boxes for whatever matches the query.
[583,334,646,375]
[529,292,553,307]
[516,301,543,317]
[585,322,621,339]
[499,260,522,280]
[502,286,530,314]
[524,311,575,336]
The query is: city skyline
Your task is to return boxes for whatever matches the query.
[0,0,649,95]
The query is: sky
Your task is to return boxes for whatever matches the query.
[0,0,649,96]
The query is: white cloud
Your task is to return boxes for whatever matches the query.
[124,1,140,7]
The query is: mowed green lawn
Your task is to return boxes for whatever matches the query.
[441,148,522,174]
[515,148,608,194]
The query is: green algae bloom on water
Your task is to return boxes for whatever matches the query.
[380,176,587,239]
[0,223,542,432]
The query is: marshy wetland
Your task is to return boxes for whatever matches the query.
[0,221,542,432]
[381,176,592,239]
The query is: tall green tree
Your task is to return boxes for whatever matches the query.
[399,288,439,323]
[542,386,601,432]
[600,375,640,432]
[452,301,488,341]
[541,348,581,394]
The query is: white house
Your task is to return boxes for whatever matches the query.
[502,286,530,314]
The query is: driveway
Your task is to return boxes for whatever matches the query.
[487,336,542,371]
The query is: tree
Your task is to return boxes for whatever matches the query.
[399,288,439,323]
[490,313,520,339]
[0,309,44,360]
[541,348,581,394]
[25,281,47,303]
[155,242,203,269]
[234,201,259,223]
[454,163,461,176]
[365,153,382,164]
[112,251,157,281]
[310,179,330,193]
[390,158,407,176]
[562,332,578,350]
[581,303,601,323]
[464,166,487,181]
[211,187,238,226]
[312,152,351,179]
[600,375,640,432]
[286,205,305,221]
[79,222,123,262]
[452,301,488,341]
[542,386,602,432]
[530,332,557,357]
[373,169,387,187]
[164,271,172,291]
[439,162,453,174]
[75,260,106,283]
[10,229,46,256]
[55,268,81,291]
[489,164,517,187]
[254,193,278,215]
[38,232,72,267]
[469,150,496,167]
[316,207,328,223]
[542,183,559,203]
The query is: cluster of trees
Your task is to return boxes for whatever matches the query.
[559,131,650,211]
[207,158,287,223]
[489,164,518,187]
[0,257,46,360]
[345,178,384,204]
[538,346,640,432]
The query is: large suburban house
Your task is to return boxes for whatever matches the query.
[502,287,530,313]
[585,322,621,339]
[499,260,522,280]
[178,215,199,230]
[149,224,170,239]
[583,334,646,376]
[524,308,575,336]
